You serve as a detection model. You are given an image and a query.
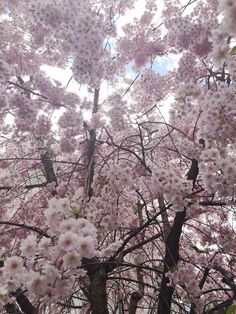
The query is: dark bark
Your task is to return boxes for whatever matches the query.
[128,267,144,314]
[85,89,99,199]
[186,159,199,189]
[83,89,107,313]
[86,259,109,314]
[157,209,186,314]
[86,128,96,199]
[4,291,37,314]
[14,290,37,314]
[41,151,57,196]
[0,221,49,238]
[4,303,21,314]
[129,291,143,314]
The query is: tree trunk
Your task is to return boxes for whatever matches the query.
[157,209,186,314]
[129,291,143,314]
[88,264,109,314]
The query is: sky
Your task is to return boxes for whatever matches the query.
[42,0,183,84]
[42,0,184,122]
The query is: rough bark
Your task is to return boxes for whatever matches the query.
[41,150,58,196]
[157,208,186,314]
[14,290,37,314]
[87,263,109,314]
[4,293,36,314]
[158,195,170,240]
[129,291,143,314]
[84,88,99,200]
[4,303,22,314]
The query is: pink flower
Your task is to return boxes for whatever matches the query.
[60,138,77,153]
[26,271,46,295]
[58,231,78,252]
[78,236,95,258]
[20,235,37,258]
[63,252,81,269]
[59,218,77,233]
[4,256,24,274]
[38,238,51,256]
[58,109,82,129]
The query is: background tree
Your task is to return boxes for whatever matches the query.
[0,0,235,313]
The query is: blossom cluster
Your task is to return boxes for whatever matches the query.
[28,0,117,87]
[0,198,98,307]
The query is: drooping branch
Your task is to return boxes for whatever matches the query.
[122,232,162,256]
[128,265,145,314]
[0,221,50,238]
[189,268,210,313]
[110,204,172,261]
[7,80,48,100]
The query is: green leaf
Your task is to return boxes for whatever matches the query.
[226,304,236,314]
[230,46,236,55]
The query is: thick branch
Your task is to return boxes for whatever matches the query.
[41,151,58,188]
[85,258,109,314]
[157,208,186,314]
[84,88,99,200]
[129,291,143,314]
[13,290,37,314]
[4,303,22,314]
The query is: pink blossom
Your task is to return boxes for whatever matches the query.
[78,236,95,258]
[38,238,51,256]
[58,231,78,252]
[63,252,81,268]
[20,235,37,258]
[26,271,46,295]
[4,256,24,275]
[60,138,77,153]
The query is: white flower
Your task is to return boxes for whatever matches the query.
[63,252,81,269]
[42,264,60,283]
[100,241,122,257]
[4,256,24,274]
[44,205,58,223]
[58,231,78,252]
[46,197,70,221]
[20,235,37,257]
[0,285,9,308]
[26,271,46,295]
[38,238,51,256]
[59,218,77,232]
[78,236,95,258]
[208,44,229,67]
[76,218,97,237]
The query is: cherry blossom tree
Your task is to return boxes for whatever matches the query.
[0,0,236,313]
